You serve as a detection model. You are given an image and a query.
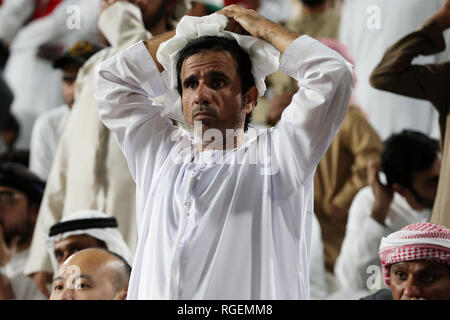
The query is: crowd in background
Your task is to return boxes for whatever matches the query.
[0,0,449,300]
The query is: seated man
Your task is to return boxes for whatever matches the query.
[46,210,133,270]
[0,162,46,300]
[335,130,440,296]
[32,210,133,297]
[362,222,450,300]
[95,5,353,299]
[49,248,130,300]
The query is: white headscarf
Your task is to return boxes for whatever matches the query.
[156,12,280,122]
[45,210,133,271]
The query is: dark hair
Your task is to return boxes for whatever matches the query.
[175,36,256,131]
[300,0,326,7]
[381,130,440,188]
[0,162,45,205]
[2,113,20,146]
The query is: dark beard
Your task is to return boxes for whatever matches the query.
[409,187,434,209]
[2,213,34,247]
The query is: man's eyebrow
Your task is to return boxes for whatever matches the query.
[182,75,198,86]
[53,276,65,282]
[75,274,93,281]
[207,71,230,79]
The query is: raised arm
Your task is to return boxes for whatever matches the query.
[370,0,450,112]
[95,31,176,179]
[220,5,354,184]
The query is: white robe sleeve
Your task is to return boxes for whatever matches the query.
[0,0,34,44]
[95,41,177,181]
[334,187,391,291]
[272,36,353,195]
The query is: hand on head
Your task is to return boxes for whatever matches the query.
[0,224,20,267]
[433,0,450,31]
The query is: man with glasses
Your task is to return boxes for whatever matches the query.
[0,162,45,299]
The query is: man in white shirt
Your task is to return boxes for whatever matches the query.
[95,5,353,299]
[29,40,102,181]
[334,130,441,297]
[49,248,131,300]
[46,210,133,270]
[0,163,46,300]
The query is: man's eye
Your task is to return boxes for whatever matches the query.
[212,78,225,89]
[185,81,197,89]
[422,273,436,283]
[395,271,408,280]
[53,284,63,291]
[75,283,89,290]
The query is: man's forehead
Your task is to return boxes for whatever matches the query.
[181,51,238,76]
[0,185,19,192]
[54,234,99,247]
[392,260,447,271]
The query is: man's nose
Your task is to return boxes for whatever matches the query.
[194,82,212,105]
[403,277,421,299]
[60,288,74,300]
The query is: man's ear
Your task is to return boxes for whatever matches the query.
[245,86,258,114]
[114,289,127,300]
[392,183,407,197]
[392,183,421,209]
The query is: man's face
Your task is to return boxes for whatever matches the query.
[50,250,125,300]
[0,186,35,247]
[53,234,106,268]
[390,261,450,300]
[181,50,252,140]
[408,156,441,209]
[131,0,172,29]
[61,62,80,109]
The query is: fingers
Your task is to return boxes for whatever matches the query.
[367,159,381,185]
[8,235,21,255]
[33,272,52,299]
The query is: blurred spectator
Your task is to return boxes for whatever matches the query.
[0,0,35,48]
[46,210,133,270]
[0,163,45,300]
[286,0,340,39]
[29,40,102,181]
[49,248,130,300]
[24,0,187,299]
[339,0,450,140]
[370,0,450,229]
[362,223,450,300]
[31,210,132,297]
[3,0,101,149]
[335,130,440,297]
[1,113,19,152]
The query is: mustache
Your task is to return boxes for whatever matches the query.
[192,103,218,118]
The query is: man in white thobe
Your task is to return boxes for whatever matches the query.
[95,5,353,299]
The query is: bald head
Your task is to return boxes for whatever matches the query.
[50,248,131,300]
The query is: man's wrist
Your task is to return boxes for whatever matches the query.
[432,14,450,32]
[371,205,390,226]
